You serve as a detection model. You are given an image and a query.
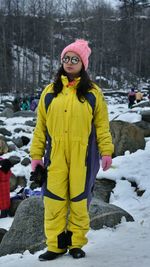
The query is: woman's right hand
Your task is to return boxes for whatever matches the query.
[31,159,44,171]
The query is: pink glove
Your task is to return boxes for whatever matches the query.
[31,159,44,171]
[102,156,112,171]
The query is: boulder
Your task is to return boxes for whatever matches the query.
[17,175,27,187]
[0,229,7,244]
[25,120,36,127]
[0,120,4,125]
[14,128,26,133]
[21,157,31,166]
[9,198,23,217]
[12,137,23,148]
[134,120,150,137]
[0,127,11,136]
[9,155,21,166]
[93,178,116,203]
[110,120,145,157]
[0,197,45,256]
[10,173,18,192]
[21,136,30,146]
[141,110,150,122]
[0,137,8,155]
[13,110,36,118]
[89,179,134,229]
[89,198,134,230]
[0,108,14,118]
[8,142,17,152]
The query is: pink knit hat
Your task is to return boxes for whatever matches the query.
[61,39,91,70]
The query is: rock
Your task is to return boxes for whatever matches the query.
[21,136,30,146]
[133,101,150,108]
[30,181,41,190]
[9,198,23,217]
[0,137,8,155]
[89,178,134,230]
[0,120,5,125]
[93,179,116,203]
[10,174,27,192]
[134,120,150,137]
[12,137,23,148]
[0,108,14,118]
[23,148,30,154]
[17,176,27,187]
[10,173,18,192]
[25,120,36,127]
[7,142,17,152]
[21,157,31,166]
[89,199,134,230]
[141,110,150,122]
[14,128,26,133]
[13,110,36,118]
[0,197,45,256]
[9,155,21,166]
[0,229,7,244]
[110,120,145,156]
[0,127,12,136]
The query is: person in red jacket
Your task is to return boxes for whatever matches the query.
[0,158,12,218]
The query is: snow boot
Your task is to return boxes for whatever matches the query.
[39,250,67,261]
[69,248,86,259]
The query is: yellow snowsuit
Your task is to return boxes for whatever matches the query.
[30,75,114,253]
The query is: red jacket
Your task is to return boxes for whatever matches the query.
[0,169,11,210]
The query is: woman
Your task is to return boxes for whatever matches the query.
[30,39,114,261]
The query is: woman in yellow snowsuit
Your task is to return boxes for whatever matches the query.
[30,39,114,261]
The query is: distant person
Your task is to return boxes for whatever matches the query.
[136,90,143,103]
[12,97,21,112]
[21,98,30,111]
[30,97,39,111]
[148,92,150,102]
[30,39,114,261]
[128,88,136,108]
[30,99,38,111]
[0,158,12,218]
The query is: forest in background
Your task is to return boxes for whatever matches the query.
[0,0,150,94]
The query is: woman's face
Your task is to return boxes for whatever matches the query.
[62,52,83,77]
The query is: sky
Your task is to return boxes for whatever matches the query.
[104,0,119,8]
[0,94,150,267]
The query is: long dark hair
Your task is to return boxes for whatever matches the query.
[53,65,94,102]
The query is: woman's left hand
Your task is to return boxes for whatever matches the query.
[101,156,112,171]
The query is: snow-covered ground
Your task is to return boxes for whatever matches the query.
[0,97,150,267]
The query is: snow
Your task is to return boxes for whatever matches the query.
[0,97,150,266]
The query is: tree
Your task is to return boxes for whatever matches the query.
[0,2,13,92]
[119,0,150,17]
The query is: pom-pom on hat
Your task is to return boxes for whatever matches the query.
[61,39,91,70]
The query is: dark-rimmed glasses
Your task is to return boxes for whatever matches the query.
[62,56,80,65]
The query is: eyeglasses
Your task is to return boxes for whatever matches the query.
[62,56,81,65]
